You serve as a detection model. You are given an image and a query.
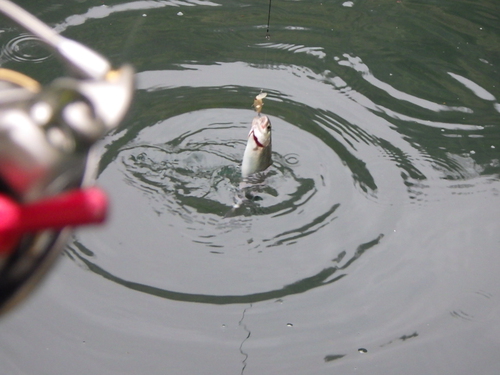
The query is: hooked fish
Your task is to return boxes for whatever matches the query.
[242,92,272,178]
[226,93,272,214]
[241,115,272,178]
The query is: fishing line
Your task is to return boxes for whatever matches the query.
[263,0,272,72]
[266,0,272,39]
[120,13,147,62]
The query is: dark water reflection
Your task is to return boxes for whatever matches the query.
[1,0,499,374]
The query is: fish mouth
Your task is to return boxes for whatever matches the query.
[251,129,266,148]
[248,115,271,148]
[260,115,269,129]
[253,115,270,131]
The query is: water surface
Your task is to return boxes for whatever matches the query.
[1,0,499,374]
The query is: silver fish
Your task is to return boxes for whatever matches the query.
[226,95,272,214]
[241,115,272,178]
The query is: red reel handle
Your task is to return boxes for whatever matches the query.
[0,187,108,255]
[20,187,107,231]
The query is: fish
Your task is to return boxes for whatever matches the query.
[226,94,272,215]
[241,115,272,178]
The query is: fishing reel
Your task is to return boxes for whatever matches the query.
[0,0,133,314]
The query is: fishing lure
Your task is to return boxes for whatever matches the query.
[253,92,267,114]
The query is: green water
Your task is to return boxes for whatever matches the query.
[1,1,499,374]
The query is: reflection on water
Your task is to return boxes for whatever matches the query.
[1,0,499,374]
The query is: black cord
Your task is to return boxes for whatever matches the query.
[266,0,272,38]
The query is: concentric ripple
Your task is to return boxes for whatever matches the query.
[68,72,407,301]
[68,53,493,302]
[1,34,52,63]
[70,44,496,304]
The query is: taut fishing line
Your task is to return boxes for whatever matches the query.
[266,0,272,39]
[262,0,272,87]
[121,14,146,62]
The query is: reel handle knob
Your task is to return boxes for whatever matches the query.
[0,187,107,255]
